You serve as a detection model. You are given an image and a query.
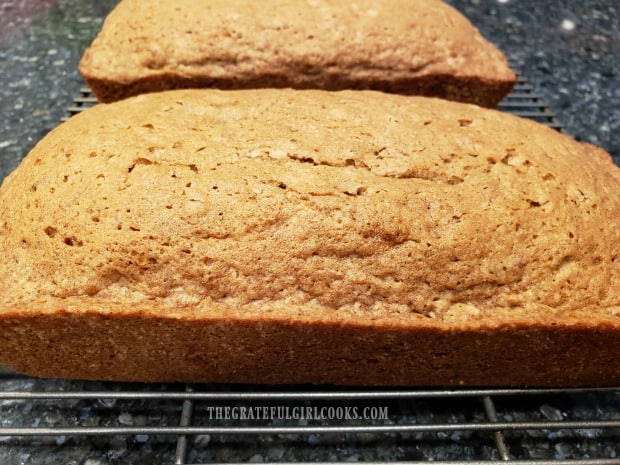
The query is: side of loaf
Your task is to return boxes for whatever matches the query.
[78,0,516,107]
[0,89,618,386]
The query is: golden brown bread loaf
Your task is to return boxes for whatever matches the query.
[79,0,515,107]
[0,89,619,386]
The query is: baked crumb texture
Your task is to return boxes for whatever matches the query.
[0,89,618,385]
[79,0,516,106]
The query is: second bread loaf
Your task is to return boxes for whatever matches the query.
[79,0,516,106]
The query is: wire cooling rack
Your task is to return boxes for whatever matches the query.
[497,77,564,130]
[2,78,619,464]
[60,76,564,128]
[1,372,620,464]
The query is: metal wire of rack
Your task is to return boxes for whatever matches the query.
[61,75,564,128]
[497,77,564,130]
[3,77,619,464]
[1,376,620,464]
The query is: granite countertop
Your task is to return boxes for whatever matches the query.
[0,0,618,181]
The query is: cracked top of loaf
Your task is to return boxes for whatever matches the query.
[0,89,618,328]
[79,0,515,106]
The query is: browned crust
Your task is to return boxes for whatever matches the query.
[1,311,619,386]
[83,72,514,108]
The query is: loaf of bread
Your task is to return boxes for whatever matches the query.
[79,0,515,107]
[1,89,618,386]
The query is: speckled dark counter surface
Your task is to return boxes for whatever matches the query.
[0,0,618,182]
[445,0,619,164]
